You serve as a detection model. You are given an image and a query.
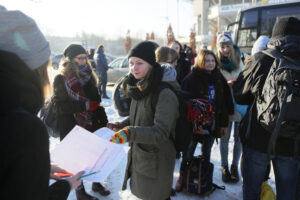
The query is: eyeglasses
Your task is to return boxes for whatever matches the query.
[74,56,87,61]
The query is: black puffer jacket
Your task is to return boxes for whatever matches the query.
[0,50,70,200]
[53,73,108,140]
[233,35,300,157]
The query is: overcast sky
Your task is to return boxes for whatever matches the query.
[1,0,194,39]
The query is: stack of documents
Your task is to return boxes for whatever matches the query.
[51,126,129,182]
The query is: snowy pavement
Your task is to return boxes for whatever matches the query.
[48,67,276,199]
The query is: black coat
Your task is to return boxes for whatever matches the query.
[182,67,233,138]
[233,50,300,157]
[0,50,70,200]
[176,53,192,85]
[53,73,108,140]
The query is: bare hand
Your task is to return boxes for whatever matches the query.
[50,163,69,180]
[107,122,123,131]
[227,80,234,87]
[219,127,227,137]
[66,171,83,190]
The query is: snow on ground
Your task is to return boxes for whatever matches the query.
[48,67,276,200]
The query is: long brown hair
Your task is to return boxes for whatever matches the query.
[33,59,51,102]
[194,49,218,70]
[61,57,98,86]
[215,44,240,71]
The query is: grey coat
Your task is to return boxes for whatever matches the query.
[122,83,179,200]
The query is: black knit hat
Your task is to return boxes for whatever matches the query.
[128,41,159,67]
[63,44,86,59]
[271,17,300,39]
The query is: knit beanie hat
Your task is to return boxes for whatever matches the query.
[271,17,300,39]
[217,31,233,45]
[128,41,159,67]
[63,44,86,60]
[0,7,51,70]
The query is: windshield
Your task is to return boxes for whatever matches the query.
[261,5,300,36]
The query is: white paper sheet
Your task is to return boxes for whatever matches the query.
[50,126,129,182]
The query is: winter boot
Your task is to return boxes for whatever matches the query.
[221,165,232,183]
[230,165,239,183]
[76,186,99,200]
[175,171,185,192]
[92,182,111,196]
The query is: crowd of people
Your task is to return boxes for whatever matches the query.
[1,4,300,200]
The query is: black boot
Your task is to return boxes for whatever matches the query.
[92,182,110,196]
[76,186,99,200]
[221,165,232,183]
[230,165,239,183]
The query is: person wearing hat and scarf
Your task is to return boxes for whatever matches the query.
[52,44,110,200]
[216,31,243,183]
[108,41,179,200]
[233,17,300,200]
[0,7,82,200]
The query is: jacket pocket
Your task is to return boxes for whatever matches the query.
[134,144,158,179]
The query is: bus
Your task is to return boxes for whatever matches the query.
[228,1,300,55]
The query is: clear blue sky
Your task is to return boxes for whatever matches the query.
[1,0,194,39]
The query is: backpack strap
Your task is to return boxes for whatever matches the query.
[150,82,176,113]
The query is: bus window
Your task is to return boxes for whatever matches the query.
[238,29,257,48]
[261,6,300,36]
[241,10,258,28]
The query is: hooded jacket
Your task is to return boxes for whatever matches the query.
[0,50,70,200]
[233,35,300,156]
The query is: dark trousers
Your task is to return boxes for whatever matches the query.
[180,134,215,172]
[97,72,107,96]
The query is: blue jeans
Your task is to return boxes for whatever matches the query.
[180,134,215,172]
[220,122,242,167]
[242,147,300,200]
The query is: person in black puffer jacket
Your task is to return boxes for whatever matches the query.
[0,7,82,200]
[53,44,110,200]
[233,17,300,200]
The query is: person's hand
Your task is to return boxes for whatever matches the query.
[50,163,71,180]
[66,171,83,190]
[194,126,204,135]
[227,80,234,87]
[110,128,128,144]
[219,127,227,136]
[107,122,124,131]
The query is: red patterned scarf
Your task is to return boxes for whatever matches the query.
[64,64,93,130]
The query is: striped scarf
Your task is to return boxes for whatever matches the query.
[64,64,93,130]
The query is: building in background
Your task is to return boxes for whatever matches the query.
[179,0,297,51]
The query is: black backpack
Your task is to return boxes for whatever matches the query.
[257,50,300,153]
[151,82,194,152]
[112,75,131,117]
[39,97,59,138]
[182,156,225,196]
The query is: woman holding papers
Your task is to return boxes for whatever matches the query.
[0,7,82,200]
[109,41,179,200]
[52,44,110,200]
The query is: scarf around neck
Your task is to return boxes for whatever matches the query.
[220,56,235,73]
[64,64,93,130]
[122,63,164,101]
